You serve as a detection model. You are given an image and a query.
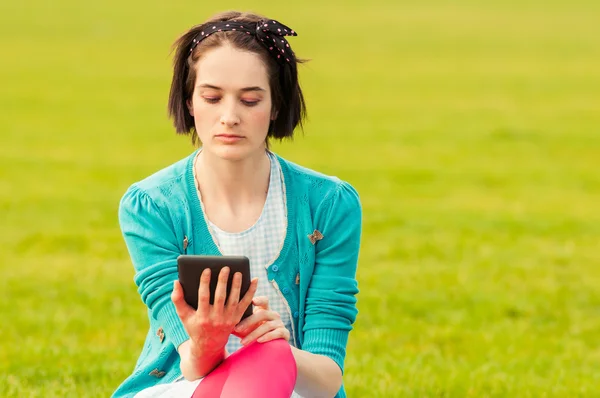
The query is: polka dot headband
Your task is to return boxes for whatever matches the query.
[189,19,298,64]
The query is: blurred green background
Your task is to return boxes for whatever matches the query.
[1,0,599,396]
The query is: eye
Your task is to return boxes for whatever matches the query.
[242,100,259,107]
[203,97,220,104]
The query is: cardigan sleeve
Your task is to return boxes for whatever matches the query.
[302,181,362,373]
[118,185,189,349]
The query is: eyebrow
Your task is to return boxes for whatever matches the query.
[197,84,266,92]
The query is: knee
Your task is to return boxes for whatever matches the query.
[196,340,297,398]
[249,339,291,355]
[244,339,296,369]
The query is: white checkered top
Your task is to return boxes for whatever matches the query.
[205,151,295,354]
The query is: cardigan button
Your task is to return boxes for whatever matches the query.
[293,311,299,318]
[156,327,165,343]
[282,287,290,294]
[272,265,279,272]
[149,368,166,378]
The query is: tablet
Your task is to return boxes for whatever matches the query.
[177,255,253,320]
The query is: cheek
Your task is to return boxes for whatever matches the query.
[190,102,219,129]
[250,108,272,125]
[248,102,273,127]
[191,100,211,115]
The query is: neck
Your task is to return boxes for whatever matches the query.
[195,148,271,207]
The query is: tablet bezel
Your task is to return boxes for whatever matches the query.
[177,255,253,320]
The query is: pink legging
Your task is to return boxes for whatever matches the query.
[191,339,297,398]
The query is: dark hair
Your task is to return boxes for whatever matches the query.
[168,11,308,145]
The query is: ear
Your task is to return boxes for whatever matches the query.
[186,99,194,117]
[270,109,278,120]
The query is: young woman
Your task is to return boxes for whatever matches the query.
[113,10,362,398]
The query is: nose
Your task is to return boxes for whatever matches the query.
[220,101,240,127]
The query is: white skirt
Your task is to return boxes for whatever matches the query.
[134,376,202,398]
[134,377,303,398]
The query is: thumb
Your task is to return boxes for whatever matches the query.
[252,296,269,310]
[171,280,195,321]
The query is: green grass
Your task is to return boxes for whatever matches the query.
[2,0,600,396]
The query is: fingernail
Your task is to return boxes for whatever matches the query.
[257,337,264,343]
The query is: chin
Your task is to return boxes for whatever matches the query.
[208,144,263,162]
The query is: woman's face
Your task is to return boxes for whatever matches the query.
[188,44,274,161]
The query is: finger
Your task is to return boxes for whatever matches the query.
[257,328,290,344]
[226,272,242,309]
[172,280,195,321]
[197,268,211,315]
[213,267,230,311]
[240,319,284,346]
[252,296,269,310]
[234,308,278,335]
[237,277,259,318]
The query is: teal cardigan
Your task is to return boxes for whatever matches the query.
[112,150,362,398]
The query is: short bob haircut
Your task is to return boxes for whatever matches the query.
[168,10,307,145]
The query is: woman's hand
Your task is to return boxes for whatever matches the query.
[233,296,290,346]
[172,266,258,357]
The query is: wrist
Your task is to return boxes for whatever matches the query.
[181,341,227,380]
[190,340,225,360]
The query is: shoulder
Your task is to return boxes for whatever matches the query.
[118,152,196,225]
[128,152,193,197]
[121,152,195,205]
[276,154,361,217]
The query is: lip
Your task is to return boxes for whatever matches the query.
[215,134,244,143]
